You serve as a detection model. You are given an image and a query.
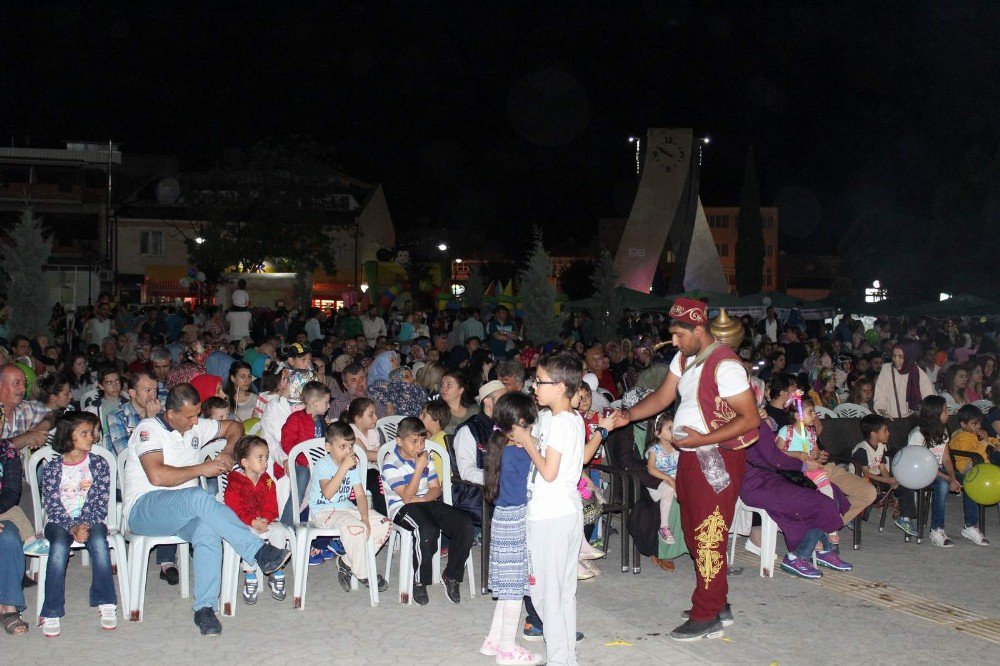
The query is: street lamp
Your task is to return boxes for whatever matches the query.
[437,243,448,252]
[194,237,205,245]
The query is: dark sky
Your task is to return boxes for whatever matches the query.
[5,1,1000,259]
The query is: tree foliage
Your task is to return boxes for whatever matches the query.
[463,263,485,314]
[590,250,621,342]
[1,207,53,338]
[182,138,357,285]
[558,259,596,301]
[516,229,561,344]
[735,147,765,295]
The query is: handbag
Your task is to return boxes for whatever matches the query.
[748,460,817,490]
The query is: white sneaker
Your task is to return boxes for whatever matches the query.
[929,528,954,548]
[961,526,990,546]
[99,604,118,630]
[41,616,60,637]
[744,540,761,556]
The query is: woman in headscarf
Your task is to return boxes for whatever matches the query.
[367,350,399,387]
[166,340,210,389]
[368,365,428,417]
[623,339,654,391]
[874,341,935,418]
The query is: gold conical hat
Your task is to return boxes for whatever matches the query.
[710,308,744,350]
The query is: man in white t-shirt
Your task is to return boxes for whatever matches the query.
[613,298,759,642]
[123,383,291,636]
[225,308,252,341]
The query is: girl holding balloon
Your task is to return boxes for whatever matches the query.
[906,395,962,548]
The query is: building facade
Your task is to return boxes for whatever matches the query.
[703,206,779,292]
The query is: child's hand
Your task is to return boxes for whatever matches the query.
[71,524,89,543]
[888,477,900,489]
[413,450,429,470]
[508,424,534,448]
[597,413,616,431]
[804,459,822,471]
[346,454,359,471]
[251,517,268,532]
[361,517,371,537]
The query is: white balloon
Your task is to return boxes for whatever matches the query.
[892,446,938,490]
[196,272,206,282]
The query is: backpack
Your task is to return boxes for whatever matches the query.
[627,493,661,557]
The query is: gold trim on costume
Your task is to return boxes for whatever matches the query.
[694,506,727,588]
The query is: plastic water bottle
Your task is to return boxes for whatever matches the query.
[695,444,731,494]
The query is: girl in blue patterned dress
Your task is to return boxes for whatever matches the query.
[646,413,680,544]
[480,392,543,665]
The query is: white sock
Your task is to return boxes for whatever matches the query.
[498,599,523,651]
[160,562,175,572]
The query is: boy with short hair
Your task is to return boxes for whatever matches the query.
[420,399,452,481]
[852,414,917,535]
[512,352,585,666]
[201,397,230,421]
[382,416,473,605]
[948,405,998,545]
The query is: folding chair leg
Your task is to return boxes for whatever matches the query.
[760,515,779,578]
[111,537,131,621]
[366,540,379,606]
[35,555,47,621]
[178,546,190,599]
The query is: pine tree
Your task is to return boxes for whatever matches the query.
[1,207,53,338]
[735,146,765,295]
[517,230,561,345]
[463,263,485,315]
[590,249,621,342]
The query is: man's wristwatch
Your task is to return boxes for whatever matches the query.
[596,427,609,441]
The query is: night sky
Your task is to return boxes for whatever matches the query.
[5,2,999,263]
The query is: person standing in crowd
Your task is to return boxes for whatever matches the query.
[613,298,759,642]
[874,342,935,418]
[362,306,387,350]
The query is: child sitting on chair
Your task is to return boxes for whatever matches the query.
[225,435,293,604]
[308,422,391,592]
[852,414,919,537]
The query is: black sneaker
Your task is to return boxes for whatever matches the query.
[159,566,179,586]
[337,558,353,593]
[254,543,291,576]
[359,574,389,592]
[413,583,429,605]
[669,617,724,642]
[442,575,461,604]
[242,573,259,605]
[193,607,222,636]
[682,604,734,627]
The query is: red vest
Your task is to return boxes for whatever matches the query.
[679,343,759,450]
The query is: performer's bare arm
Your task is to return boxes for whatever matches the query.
[674,389,761,449]
[611,372,679,428]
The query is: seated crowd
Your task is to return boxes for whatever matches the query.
[0,294,997,653]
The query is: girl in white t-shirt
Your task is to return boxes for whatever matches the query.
[908,395,963,547]
[347,397,386,516]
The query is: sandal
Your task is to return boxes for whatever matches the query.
[1,611,28,635]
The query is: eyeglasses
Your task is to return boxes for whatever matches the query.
[534,380,559,386]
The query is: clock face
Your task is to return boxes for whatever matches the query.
[649,134,687,173]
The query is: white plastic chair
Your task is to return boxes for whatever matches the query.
[973,399,993,415]
[25,446,131,622]
[117,450,191,621]
[813,406,837,420]
[199,441,298,617]
[287,438,380,609]
[376,415,406,444]
[728,498,780,578]
[380,440,476,604]
[834,402,871,418]
[609,399,622,409]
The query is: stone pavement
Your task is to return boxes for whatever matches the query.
[5,493,1000,665]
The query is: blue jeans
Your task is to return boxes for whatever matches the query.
[930,476,950,531]
[794,528,830,558]
[41,522,117,618]
[955,468,983,528]
[279,464,311,526]
[129,487,264,611]
[0,521,26,613]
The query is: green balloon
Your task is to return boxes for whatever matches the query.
[964,463,1000,506]
[243,417,260,435]
[864,329,880,347]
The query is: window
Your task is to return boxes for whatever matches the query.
[763,215,774,229]
[139,230,164,256]
[715,243,729,257]
[708,215,728,228]
[765,244,773,257]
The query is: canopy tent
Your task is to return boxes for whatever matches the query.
[565,286,673,312]
[898,293,1000,317]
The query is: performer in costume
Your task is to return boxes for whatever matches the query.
[612,299,759,641]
